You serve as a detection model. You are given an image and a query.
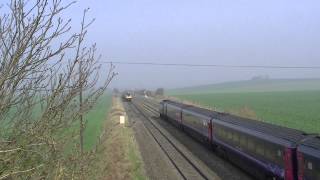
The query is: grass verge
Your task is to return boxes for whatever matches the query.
[91,96,147,180]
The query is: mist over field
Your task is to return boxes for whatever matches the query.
[63,0,320,89]
[168,78,320,94]
[2,1,320,179]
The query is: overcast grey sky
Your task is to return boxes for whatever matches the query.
[66,0,320,89]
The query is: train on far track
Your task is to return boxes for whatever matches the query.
[159,100,320,180]
[122,92,133,102]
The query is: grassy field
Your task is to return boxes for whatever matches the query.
[83,94,112,150]
[169,79,320,95]
[173,90,320,133]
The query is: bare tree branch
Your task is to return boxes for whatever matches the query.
[0,0,116,179]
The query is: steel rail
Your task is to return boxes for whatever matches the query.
[129,101,209,180]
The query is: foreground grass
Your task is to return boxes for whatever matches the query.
[173,90,320,133]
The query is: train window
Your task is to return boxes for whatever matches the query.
[247,136,255,153]
[240,134,247,148]
[233,131,239,145]
[277,150,282,157]
[277,149,284,166]
[221,128,227,140]
[227,130,233,142]
[264,143,275,161]
[216,127,221,136]
[307,161,313,170]
[265,145,283,166]
[256,140,265,156]
[217,127,222,136]
[216,126,220,134]
[220,128,225,138]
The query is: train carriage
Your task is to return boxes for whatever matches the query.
[211,115,306,180]
[213,113,308,179]
[159,99,317,180]
[297,137,320,180]
[163,100,184,127]
[162,101,213,143]
[181,103,306,180]
[181,106,213,143]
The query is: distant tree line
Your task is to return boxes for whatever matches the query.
[133,88,164,97]
[251,75,270,81]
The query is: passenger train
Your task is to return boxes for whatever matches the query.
[159,100,320,180]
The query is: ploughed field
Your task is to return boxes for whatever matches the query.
[172,90,320,133]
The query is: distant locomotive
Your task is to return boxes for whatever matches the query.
[122,92,133,102]
[160,100,320,180]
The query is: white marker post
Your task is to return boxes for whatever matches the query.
[120,115,125,124]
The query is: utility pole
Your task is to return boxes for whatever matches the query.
[79,60,84,154]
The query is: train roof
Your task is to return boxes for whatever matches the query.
[163,100,191,108]
[184,105,221,117]
[300,136,320,150]
[217,113,307,143]
[298,136,320,158]
[164,100,219,117]
[163,99,307,143]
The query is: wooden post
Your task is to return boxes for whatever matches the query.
[79,60,84,154]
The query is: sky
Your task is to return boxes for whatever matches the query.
[65,0,320,89]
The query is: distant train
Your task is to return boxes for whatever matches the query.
[122,92,133,102]
[159,100,320,180]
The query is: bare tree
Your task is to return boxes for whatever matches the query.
[0,0,116,179]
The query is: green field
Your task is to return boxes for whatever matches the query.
[84,94,112,150]
[170,79,320,133]
[170,79,320,95]
[0,93,112,153]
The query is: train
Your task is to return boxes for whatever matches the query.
[159,100,320,180]
[122,92,133,102]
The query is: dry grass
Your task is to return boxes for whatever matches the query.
[226,106,259,120]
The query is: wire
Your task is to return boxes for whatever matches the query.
[98,61,320,69]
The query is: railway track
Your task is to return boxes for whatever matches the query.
[127,100,216,180]
[129,96,254,180]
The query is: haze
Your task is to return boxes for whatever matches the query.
[66,0,320,89]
